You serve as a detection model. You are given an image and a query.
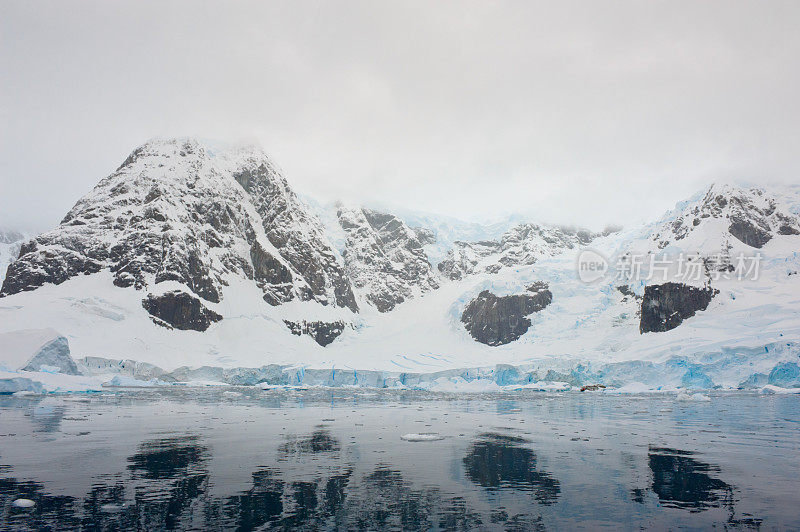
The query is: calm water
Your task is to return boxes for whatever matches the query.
[0,389,798,530]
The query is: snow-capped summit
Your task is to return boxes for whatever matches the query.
[639,183,799,252]
[611,183,800,283]
[1,138,358,319]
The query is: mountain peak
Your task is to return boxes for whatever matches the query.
[2,138,358,314]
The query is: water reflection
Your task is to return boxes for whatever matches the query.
[646,447,733,512]
[462,433,560,504]
[128,435,208,479]
[637,447,764,529]
[221,468,284,529]
[22,398,68,433]
[1,391,796,530]
[0,438,543,530]
[344,466,484,530]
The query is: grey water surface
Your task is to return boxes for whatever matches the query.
[0,389,798,530]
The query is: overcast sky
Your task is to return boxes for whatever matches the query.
[2,1,799,232]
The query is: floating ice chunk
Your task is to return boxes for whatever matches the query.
[222,390,243,398]
[12,499,35,508]
[676,391,711,401]
[100,503,126,513]
[401,433,445,442]
[760,385,800,394]
[515,381,571,392]
[420,377,502,393]
[0,377,45,395]
[605,382,654,394]
[12,390,39,397]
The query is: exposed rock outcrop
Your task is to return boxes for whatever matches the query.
[284,320,348,346]
[639,282,718,333]
[337,207,439,312]
[142,290,222,331]
[461,283,553,346]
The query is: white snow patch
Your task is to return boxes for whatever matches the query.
[400,433,445,442]
[676,391,712,401]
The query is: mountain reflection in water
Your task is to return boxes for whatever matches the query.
[646,447,733,511]
[462,433,560,504]
[0,390,796,530]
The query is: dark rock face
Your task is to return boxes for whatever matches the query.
[461,284,552,346]
[0,139,359,314]
[234,164,358,312]
[639,282,717,333]
[728,217,773,248]
[142,290,222,331]
[437,240,500,281]
[249,241,294,305]
[284,320,347,346]
[337,207,439,312]
[616,285,641,302]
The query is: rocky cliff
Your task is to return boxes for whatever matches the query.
[0,139,359,323]
[640,283,718,333]
[337,206,439,312]
[461,282,553,346]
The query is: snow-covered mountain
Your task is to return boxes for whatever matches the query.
[611,183,800,285]
[385,210,526,266]
[626,183,799,253]
[2,138,358,326]
[1,138,800,393]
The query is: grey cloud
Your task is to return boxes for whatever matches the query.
[2,0,799,231]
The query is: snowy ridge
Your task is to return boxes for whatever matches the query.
[610,183,800,288]
[438,223,601,280]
